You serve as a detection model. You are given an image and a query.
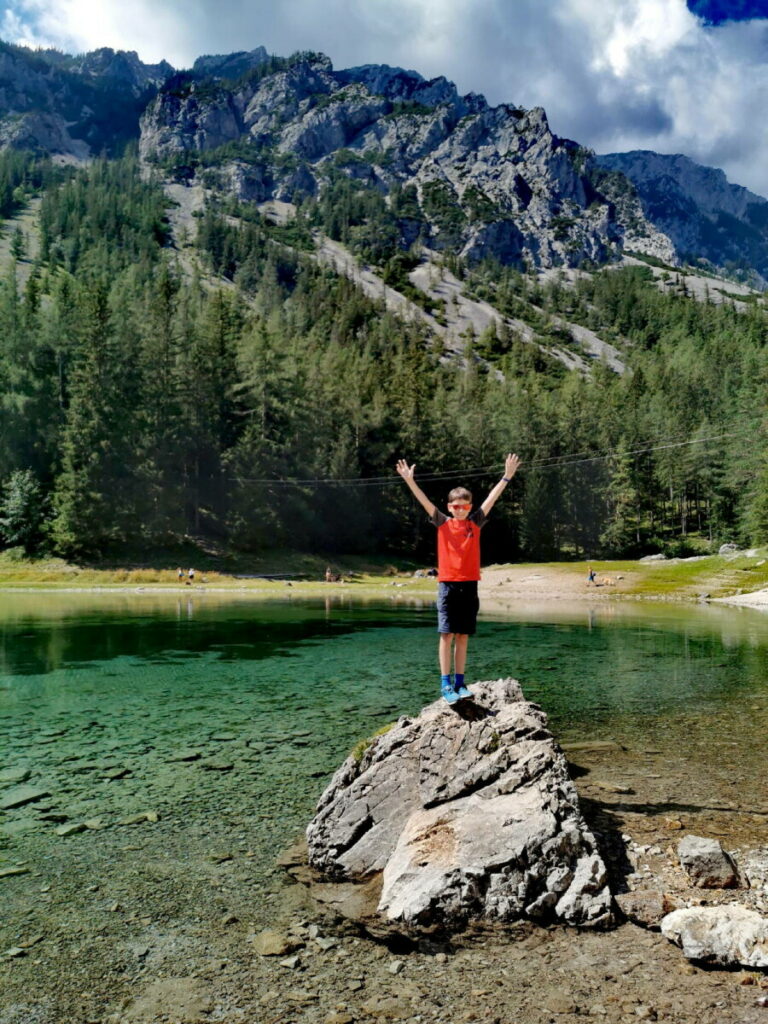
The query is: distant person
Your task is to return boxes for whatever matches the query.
[587,566,597,585]
[396,453,521,704]
[187,568,195,585]
[177,567,183,582]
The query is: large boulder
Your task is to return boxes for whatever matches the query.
[306,678,613,933]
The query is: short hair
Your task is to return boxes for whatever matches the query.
[448,486,472,503]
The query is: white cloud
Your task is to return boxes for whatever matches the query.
[2,0,768,196]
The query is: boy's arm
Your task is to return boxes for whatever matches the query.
[396,459,437,517]
[480,453,521,516]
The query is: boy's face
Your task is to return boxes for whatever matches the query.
[448,500,472,520]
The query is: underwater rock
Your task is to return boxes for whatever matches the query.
[306,678,612,933]
[0,785,51,810]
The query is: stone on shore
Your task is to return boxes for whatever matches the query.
[677,835,738,889]
[306,678,612,933]
[661,904,768,967]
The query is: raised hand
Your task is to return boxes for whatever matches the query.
[504,453,521,479]
[396,459,416,481]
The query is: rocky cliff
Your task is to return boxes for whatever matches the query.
[0,40,174,158]
[139,51,644,269]
[598,150,768,285]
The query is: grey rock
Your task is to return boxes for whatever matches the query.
[193,48,269,80]
[307,678,612,933]
[615,890,682,929]
[719,542,741,555]
[138,52,636,272]
[661,904,768,967]
[677,835,738,889]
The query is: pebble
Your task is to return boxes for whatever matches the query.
[0,866,30,878]
[117,812,158,826]
[279,955,301,969]
[389,959,405,974]
[253,930,297,956]
[55,823,86,837]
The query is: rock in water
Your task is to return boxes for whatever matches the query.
[306,679,612,932]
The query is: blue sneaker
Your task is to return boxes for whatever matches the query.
[455,684,473,700]
[441,681,460,704]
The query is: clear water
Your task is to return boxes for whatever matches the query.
[1,592,767,873]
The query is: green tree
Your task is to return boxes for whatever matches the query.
[0,468,47,552]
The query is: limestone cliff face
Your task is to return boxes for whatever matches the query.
[598,151,768,285]
[139,53,635,270]
[0,41,175,158]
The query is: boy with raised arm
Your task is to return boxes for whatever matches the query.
[396,453,521,703]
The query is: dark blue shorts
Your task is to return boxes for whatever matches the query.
[437,581,479,635]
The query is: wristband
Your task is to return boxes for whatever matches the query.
[502,477,511,483]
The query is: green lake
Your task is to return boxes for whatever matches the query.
[1,592,767,884]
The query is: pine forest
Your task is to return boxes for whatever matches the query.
[1,149,767,565]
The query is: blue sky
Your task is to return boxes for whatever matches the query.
[2,0,768,196]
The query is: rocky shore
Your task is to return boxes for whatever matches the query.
[2,775,767,1023]
[2,679,767,1023]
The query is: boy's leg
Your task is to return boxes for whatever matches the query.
[439,632,454,675]
[453,634,469,674]
[439,633,458,701]
[453,634,472,697]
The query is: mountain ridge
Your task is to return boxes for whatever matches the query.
[0,39,765,283]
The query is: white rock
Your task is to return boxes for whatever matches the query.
[661,904,768,967]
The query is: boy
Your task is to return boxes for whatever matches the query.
[396,453,521,703]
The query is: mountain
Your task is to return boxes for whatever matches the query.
[0,39,766,281]
[138,51,649,270]
[597,150,768,286]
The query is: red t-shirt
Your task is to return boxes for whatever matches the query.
[430,508,487,581]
